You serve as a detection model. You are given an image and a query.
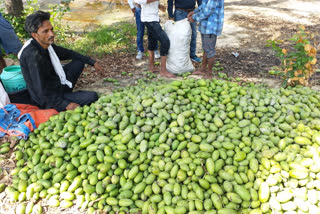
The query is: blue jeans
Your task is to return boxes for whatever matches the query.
[135,7,144,52]
[174,9,197,58]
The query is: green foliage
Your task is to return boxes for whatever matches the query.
[60,22,137,57]
[0,0,70,42]
[0,0,39,40]
[267,26,318,87]
[49,4,70,42]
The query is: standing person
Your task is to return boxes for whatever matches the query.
[188,0,224,78]
[128,0,160,60]
[0,12,22,71]
[134,0,175,78]
[19,11,102,111]
[167,0,202,63]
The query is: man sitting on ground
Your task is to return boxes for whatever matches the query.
[0,12,22,71]
[19,11,102,112]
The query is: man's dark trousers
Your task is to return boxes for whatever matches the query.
[62,59,98,107]
[9,59,98,108]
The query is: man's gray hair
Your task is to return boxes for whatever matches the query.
[25,11,51,36]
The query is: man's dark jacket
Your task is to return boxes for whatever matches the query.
[167,0,202,19]
[19,39,95,111]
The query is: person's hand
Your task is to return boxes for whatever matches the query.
[187,11,195,18]
[66,102,80,110]
[94,62,103,75]
[169,17,174,20]
[188,15,195,23]
[131,8,136,16]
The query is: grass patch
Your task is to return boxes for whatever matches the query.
[60,21,137,57]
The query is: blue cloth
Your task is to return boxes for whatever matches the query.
[192,0,224,35]
[174,9,198,58]
[0,13,22,56]
[0,104,36,139]
[167,0,202,18]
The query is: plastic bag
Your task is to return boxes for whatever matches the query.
[164,19,195,74]
[0,81,10,108]
[0,104,58,139]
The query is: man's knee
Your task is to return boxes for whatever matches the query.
[85,91,98,104]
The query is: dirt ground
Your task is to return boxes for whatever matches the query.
[0,0,320,213]
[74,0,320,94]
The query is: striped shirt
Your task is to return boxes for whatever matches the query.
[192,0,224,35]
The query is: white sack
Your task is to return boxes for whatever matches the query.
[0,82,10,108]
[164,19,195,74]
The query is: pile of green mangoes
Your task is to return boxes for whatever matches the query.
[4,78,320,214]
[0,142,10,154]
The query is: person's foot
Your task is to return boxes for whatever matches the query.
[136,51,143,60]
[149,66,160,73]
[193,69,207,76]
[154,50,160,59]
[191,56,202,63]
[160,70,176,78]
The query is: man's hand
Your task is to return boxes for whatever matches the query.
[94,62,103,75]
[169,17,174,20]
[66,102,80,110]
[131,8,136,16]
[187,11,195,18]
[188,13,196,23]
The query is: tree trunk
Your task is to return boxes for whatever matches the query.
[4,0,24,17]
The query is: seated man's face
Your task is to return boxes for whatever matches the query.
[32,20,55,48]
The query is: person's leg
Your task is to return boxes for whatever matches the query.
[193,51,208,75]
[145,22,159,72]
[135,7,144,55]
[63,59,85,92]
[147,22,175,78]
[190,21,199,59]
[203,34,217,78]
[206,56,215,78]
[193,34,209,76]
[63,90,98,106]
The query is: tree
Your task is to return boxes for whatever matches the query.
[4,0,23,17]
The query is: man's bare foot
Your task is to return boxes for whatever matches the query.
[160,70,176,78]
[193,69,207,76]
[149,66,160,73]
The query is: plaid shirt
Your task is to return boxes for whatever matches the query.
[192,0,224,35]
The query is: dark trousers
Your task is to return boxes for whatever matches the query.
[144,22,170,56]
[9,60,98,108]
[62,60,98,107]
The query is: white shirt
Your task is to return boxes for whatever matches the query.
[134,0,159,22]
[128,0,135,9]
